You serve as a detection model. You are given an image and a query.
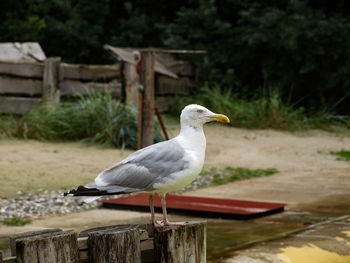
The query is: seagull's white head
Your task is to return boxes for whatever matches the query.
[180,104,230,128]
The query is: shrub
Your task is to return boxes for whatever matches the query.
[17,93,163,149]
[172,84,310,130]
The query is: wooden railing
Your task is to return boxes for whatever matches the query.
[0,58,121,114]
[1,221,206,263]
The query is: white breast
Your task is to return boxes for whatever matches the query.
[153,127,207,194]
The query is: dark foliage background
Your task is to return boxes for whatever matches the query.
[1,0,349,114]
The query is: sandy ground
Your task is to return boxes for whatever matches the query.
[0,124,349,200]
[189,125,350,207]
[0,141,133,197]
[0,124,349,261]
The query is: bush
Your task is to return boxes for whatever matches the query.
[162,0,350,115]
[16,93,163,149]
[171,83,349,131]
[1,0,350,114]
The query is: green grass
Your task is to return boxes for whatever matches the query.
[170,83,350,131]
[1,215,31,226]
[0,92,164,149]
[199,167,279,187]
[330,150,350,161]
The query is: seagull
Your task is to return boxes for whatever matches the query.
[64,104,229,226]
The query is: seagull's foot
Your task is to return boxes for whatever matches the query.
[163,220,187,226]
[152,220,165,227]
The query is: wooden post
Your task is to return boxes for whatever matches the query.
[10,228,62,256]
[153,221,207,263]
[123,62,139,107]
[42,57,61,103]
[88,225,141,263]
[139,51,155,148]
[15,230,79,263]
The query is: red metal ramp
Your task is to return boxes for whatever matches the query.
[101,193,286,219]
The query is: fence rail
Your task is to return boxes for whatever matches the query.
[0,58,122,114]
[1,221,206,263]
[0,57,194,115]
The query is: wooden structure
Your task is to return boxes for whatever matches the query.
[102,193,286,219]
[104,45,204,148]
[0,59,121,114]
[0,43,197,118]
[104,45,197,112]
[139,51,156,148]
[140,49,204,149]
[1,221,206,263]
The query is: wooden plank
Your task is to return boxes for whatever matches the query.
[42,57,60,103]
[140,238,155,263]
[62,63,120,81]
[140,239,154,251]
[0,61,43,78]
[77,237,88,250]
[79,250,88,261]
[102,193,286,219]
[0,97,41,114]
[156,76,192,95]
[155,96,175,112]
[140,51,155,148]
[165,61,195,76]
[0,42,46,63]
[139,229,149,241]
[15,230,79,263]
[153,221,206,263]
[88,225,141,263]
[0,76,42,95]
[2,256,16,263]
[60,80,121,98]
[137,48,207,54]
[104,45,178,79]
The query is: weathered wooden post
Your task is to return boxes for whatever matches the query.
[6,222,206,263]
[153,221,207,263]
[15,230,79,263]
[42,57,61,103]
[139,51,155,148]
[10,228,62,257]
[88,225,141,263]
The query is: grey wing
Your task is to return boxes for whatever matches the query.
[94,139,189,192]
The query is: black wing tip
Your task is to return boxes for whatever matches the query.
[64,185,136,197]
[64,185,109,197]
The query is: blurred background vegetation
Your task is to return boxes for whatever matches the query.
[0,0,349,141]
[0,93,164,149]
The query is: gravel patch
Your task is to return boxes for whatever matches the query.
[0,176,214,221]
[0,190,99,221]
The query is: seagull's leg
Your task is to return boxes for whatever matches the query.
[149,194,162,227]
[161,194,187,226]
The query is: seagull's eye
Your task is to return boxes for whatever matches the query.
[197,109,204,113]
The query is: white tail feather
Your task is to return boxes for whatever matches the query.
[82,196,101,203]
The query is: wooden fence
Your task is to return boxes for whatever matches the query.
[154,60,195,112]
[0,57,194,115]
[0,58,121,114]
[0,221,206,263]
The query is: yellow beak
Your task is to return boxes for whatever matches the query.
[209,114,230,124]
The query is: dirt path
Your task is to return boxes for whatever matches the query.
[0,125,349,202]
[189,126,350,209]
